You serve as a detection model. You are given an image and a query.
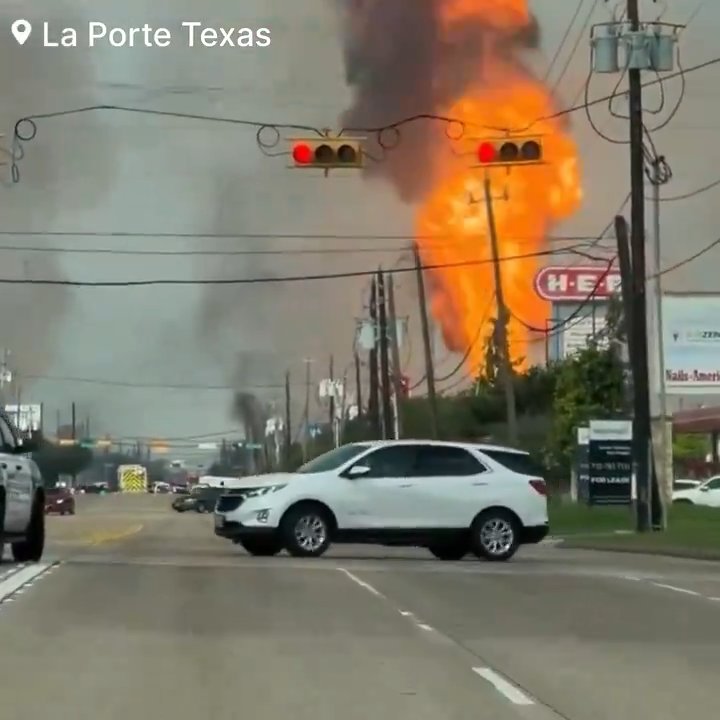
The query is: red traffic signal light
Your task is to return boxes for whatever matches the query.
[473,137,543,166]
[289,138,364,169]
[477,142,496,163]
[292,143,313,164]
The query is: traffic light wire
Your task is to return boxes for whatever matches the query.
[10,53,717,182]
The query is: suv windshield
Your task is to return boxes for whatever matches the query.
[296,444,371,474]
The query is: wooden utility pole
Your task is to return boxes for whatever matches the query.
[284,370,292,467]
[412,243,438,438]
[376,270,393,439]
[302,359,312,461]
[354,351,363,419]
[626,0,653,532]
[328,354,335,427]
[368,278,381,438]
[483,174,518,445]
[386,272,403,438]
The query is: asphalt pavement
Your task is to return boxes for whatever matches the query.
[0,493,719,719]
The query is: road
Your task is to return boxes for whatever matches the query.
[0,493,719,719]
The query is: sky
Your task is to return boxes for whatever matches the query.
[0,0,715,447]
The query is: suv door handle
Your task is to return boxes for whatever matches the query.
[398,483,414,488]
[472,482,488,486]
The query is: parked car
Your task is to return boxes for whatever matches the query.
[171,495,197,512]
[45,486,76,515]
[672,476,720,506]
[672,479,702,493]
[213,440,549,561]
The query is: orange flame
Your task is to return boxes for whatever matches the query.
[417,0,582,374]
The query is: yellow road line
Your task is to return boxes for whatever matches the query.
[88,523,144,546]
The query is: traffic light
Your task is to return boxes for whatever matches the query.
[289,137,364,169]
[472,136,543,167]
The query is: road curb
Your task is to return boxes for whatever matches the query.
[556,539,720,561]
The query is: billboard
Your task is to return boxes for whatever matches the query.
[4,403,42,432]
[663,295,720,394]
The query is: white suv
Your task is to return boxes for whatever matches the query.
[214,440,549,561]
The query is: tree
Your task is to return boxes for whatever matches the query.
[548,344,625,470]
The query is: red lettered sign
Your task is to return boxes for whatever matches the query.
[533,265,621,302]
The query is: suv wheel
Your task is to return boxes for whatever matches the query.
[281,505,331,558]
[12,498,45,563]
[471,509,519,562]
[241,537,283,557]
[428,540,468,561]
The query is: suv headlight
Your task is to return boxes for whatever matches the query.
[243,484,286,499]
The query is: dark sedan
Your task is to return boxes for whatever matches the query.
[45,486,75,515]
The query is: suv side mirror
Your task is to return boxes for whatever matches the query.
[345,464,370,478]
[700,486,710,492]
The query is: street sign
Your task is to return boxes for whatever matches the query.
[588,420,632,506]
[245,443,263,450]
[574,427,590,503]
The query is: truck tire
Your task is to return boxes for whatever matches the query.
[12,496,45,563]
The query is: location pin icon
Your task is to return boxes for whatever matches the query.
[11,19,32,46]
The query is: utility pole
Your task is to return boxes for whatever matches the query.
[386,272,403,439]
[626,0,652,532]
[648,156,670,521]
[413,243,438,439]
[302,359,312,461]
[354,351,363,420]
[376,270,393,439]
[71,402,77,487]
[284,370,292,467]
[328,354,340,448]
[328,354,335,429]
[368,278,381,438]
[483,174,518,445]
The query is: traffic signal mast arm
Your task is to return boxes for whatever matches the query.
[472,135,544,167]
[289,136,365,169]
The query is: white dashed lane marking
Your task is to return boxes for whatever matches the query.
[337,566,537,707]
[472,667,535,705]
[0,562,58,605]
[650,582,701,597]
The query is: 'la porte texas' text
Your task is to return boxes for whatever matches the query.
[42,22,271,48]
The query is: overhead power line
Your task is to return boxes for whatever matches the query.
[22,373,285,390]
[0,239,611,257]
[0,229,607,242]
[9,52,719,182]
[0,245,601,287]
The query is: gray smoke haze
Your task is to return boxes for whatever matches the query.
[232,391,268,444]
[337,0,540,202]
[0,2,114,379]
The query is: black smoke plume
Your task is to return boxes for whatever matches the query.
[337,0,540,202]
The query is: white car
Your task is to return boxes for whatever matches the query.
[0,411,45,563]
[672,475,720,506]
[214,440,549,561]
